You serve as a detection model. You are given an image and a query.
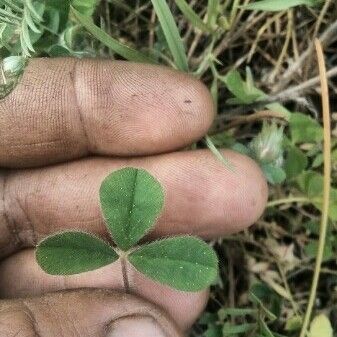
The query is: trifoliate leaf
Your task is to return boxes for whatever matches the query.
[128,236,218,291]
[100,168,164,251]
[36,231,118,275]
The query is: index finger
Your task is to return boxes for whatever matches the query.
[0,58,214,168]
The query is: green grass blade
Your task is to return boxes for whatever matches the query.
[175,0,211,33]
[244,0,316,11]
[71,7,157,64]
[0,8,21,21]
[150,0,188,71]
[206,0,219,28]
[205,135,235,170]
[0,0,23,13]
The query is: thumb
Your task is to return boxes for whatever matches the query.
[0,289,184,337]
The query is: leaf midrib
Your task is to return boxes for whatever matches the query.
[124,169,138,241]
[130,254,216,270]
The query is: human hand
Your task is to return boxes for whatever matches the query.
[0,58,268,337]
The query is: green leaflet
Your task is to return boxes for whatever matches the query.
[284,145,308,179]
[100,168,164,251]
[222,70,262,105]
[289,112,323,144]
[36,231,119,275]
[128,236,218,291]
[150,0,189,71]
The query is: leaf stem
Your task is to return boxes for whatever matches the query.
[299,39,331,337]
[267,196,311,208]
[121,256,130,293]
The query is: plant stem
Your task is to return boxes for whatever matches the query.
[299,39,331,337]
[121,256,130,293]
[267,196,311,208]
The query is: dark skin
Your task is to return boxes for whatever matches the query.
[0,58,268,337]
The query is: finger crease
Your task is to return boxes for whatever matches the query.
[21,301,43,337]
[15,196,37,246]
[1,173,22,256]
[71,60,90,155]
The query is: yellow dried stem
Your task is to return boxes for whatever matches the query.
[299,39,332,337]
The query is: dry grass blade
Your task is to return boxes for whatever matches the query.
[299,38,332,337]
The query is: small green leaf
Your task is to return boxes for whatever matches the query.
[222,70,262,104]
[304,240,333,261]
[150,0,188,71]
[289,112,323,144]
[100,168,164,251]
[297,171,337,220]
[71,7,157,64]
[45,0,70,29]
[244,0,317,11]
[128,236,218,291]
[297,171,323,198]
[261,163,286,185]
[284,145,308,179]
[36,231,119,275]
[309,314,333,337]
[44,7,61,34]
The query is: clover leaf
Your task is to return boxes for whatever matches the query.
[35,167,218,292]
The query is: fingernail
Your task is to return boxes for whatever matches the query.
[107,316,166,337]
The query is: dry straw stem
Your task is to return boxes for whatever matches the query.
[275,18,337,92]
[299,39,332,337]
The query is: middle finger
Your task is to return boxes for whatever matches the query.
[2,149,267,259]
